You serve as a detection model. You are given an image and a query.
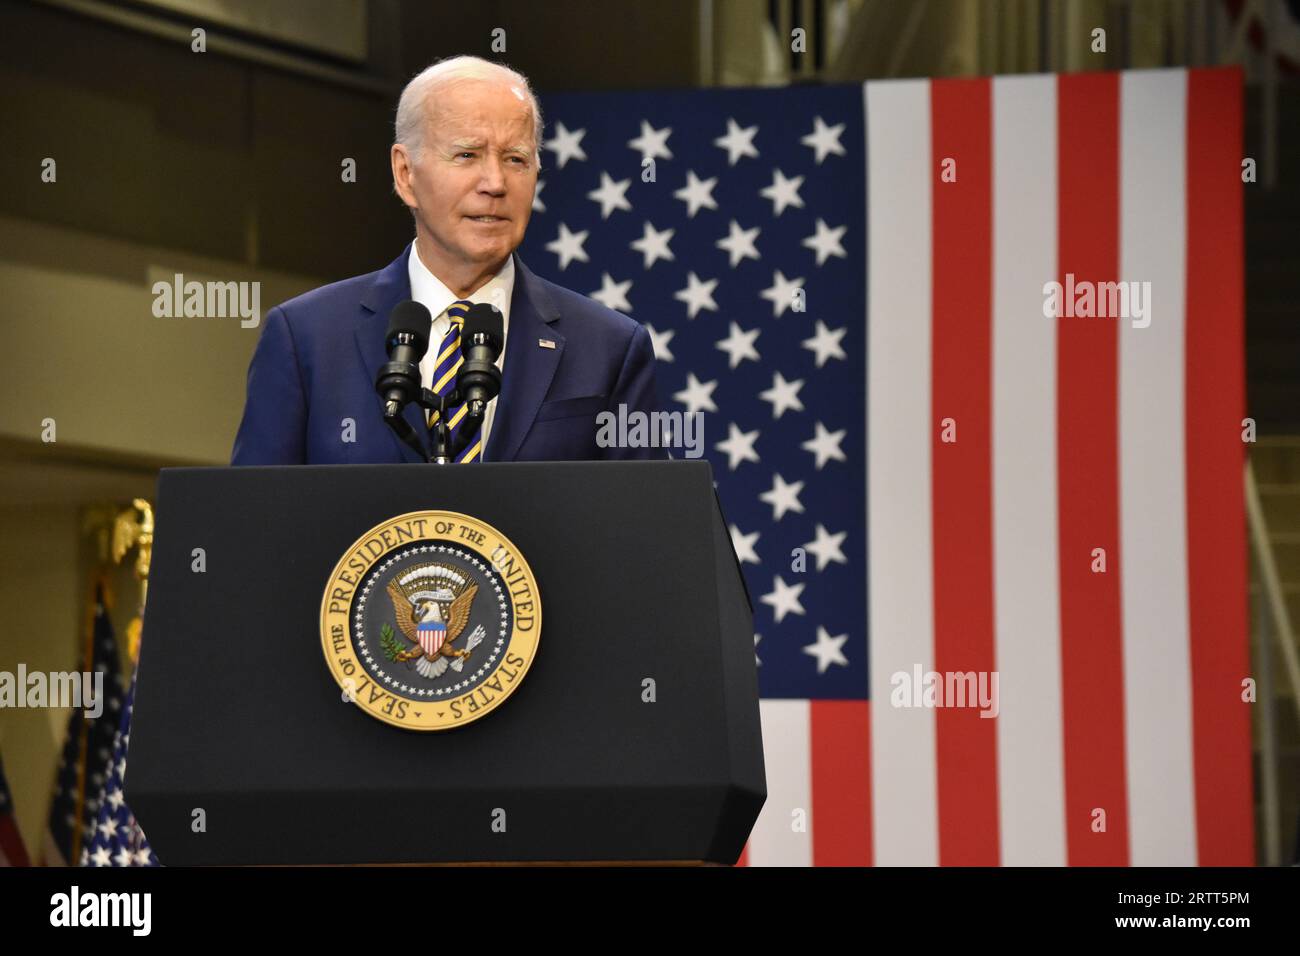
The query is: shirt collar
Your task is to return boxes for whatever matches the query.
[407,240,515,328]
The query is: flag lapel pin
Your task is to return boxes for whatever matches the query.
[539,338,556,349]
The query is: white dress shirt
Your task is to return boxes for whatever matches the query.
[407,242,513,461]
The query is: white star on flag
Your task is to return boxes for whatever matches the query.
[590,272,633,312]
[644,324,674,362]
[759,371,805,419]
[803,523,848,571]
[631,221,676,269]
[544,122,587,168]
[716,220,762,267]
[673,372,718,414]
[759,269,805,317]
[674,169,719,217]
[803,627,850,673]
[545,222,589,270]
[760,168,805,215]
[714,117,760,165]
[716,422,761,470]
[802,421,847,468]
[587,172,632,219]
[801,115,847,163]
[802,319,848,367]
[802,218,848,266]
[532,179,546,213]
[715,321,761,368]
[674,271,719,318]
[759,472,805,520]
[761,574,806,622]
[628,120,673,163]
[729,525,761,564]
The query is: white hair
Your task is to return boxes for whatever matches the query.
[393,55,543,168]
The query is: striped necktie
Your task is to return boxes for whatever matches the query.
[426,299,482,463]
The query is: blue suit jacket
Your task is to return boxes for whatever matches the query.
[231,245,665,465]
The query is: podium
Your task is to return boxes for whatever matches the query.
[125,460,765,865]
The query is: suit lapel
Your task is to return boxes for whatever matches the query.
[355,243,430,462]
[485,254,564,462]
[354,247,560,464]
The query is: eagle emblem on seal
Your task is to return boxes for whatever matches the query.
[384,563,487,678]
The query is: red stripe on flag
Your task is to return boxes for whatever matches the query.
[930,77,1000,866]
[810,700,872,865]
[1056,71,1129,866]
[735,842,749,867]
[1185,67,1254,865]
[0,818,30,868]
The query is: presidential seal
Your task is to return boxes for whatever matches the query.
[320,511,540,731]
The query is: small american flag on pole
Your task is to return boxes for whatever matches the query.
[521,65,1252,865]
[80,675,158,867]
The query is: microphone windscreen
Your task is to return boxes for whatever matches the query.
[386,300,432,354]
[462,302,504,355]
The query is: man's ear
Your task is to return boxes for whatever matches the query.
[391,143,417,207]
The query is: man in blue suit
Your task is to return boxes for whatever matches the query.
[231,55,663,466]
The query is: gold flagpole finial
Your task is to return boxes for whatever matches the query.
[111,498,153,663]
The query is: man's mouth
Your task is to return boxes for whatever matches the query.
[466,215,506,223]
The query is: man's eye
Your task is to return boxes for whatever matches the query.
[457,151,475,159]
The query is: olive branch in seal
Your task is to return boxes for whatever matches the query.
[379,622,406,663]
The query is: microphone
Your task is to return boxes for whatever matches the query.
[375,300,432,420]
[455,302,505,419]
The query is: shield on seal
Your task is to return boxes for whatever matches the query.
[417,619,447,657]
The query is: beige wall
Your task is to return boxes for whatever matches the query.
[0,214,325,465]
[0,505,111,858]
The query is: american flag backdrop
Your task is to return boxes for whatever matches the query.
[519,66,1254,866]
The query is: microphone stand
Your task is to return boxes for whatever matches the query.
[381,399,429,462]
[431,391,453,465]
[382,326,499,463]
[384,388,486,464]
[431,389,486,463]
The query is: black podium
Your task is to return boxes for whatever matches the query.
[125,460,765,865]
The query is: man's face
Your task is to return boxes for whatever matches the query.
[393,79,537,278]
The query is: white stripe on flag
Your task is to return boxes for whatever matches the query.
[1118,68,1197,866]
[866,78,938,866]
[991,74,1068,867]
[749,700,812,866]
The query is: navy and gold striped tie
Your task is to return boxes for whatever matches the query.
[426,299,482,463]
